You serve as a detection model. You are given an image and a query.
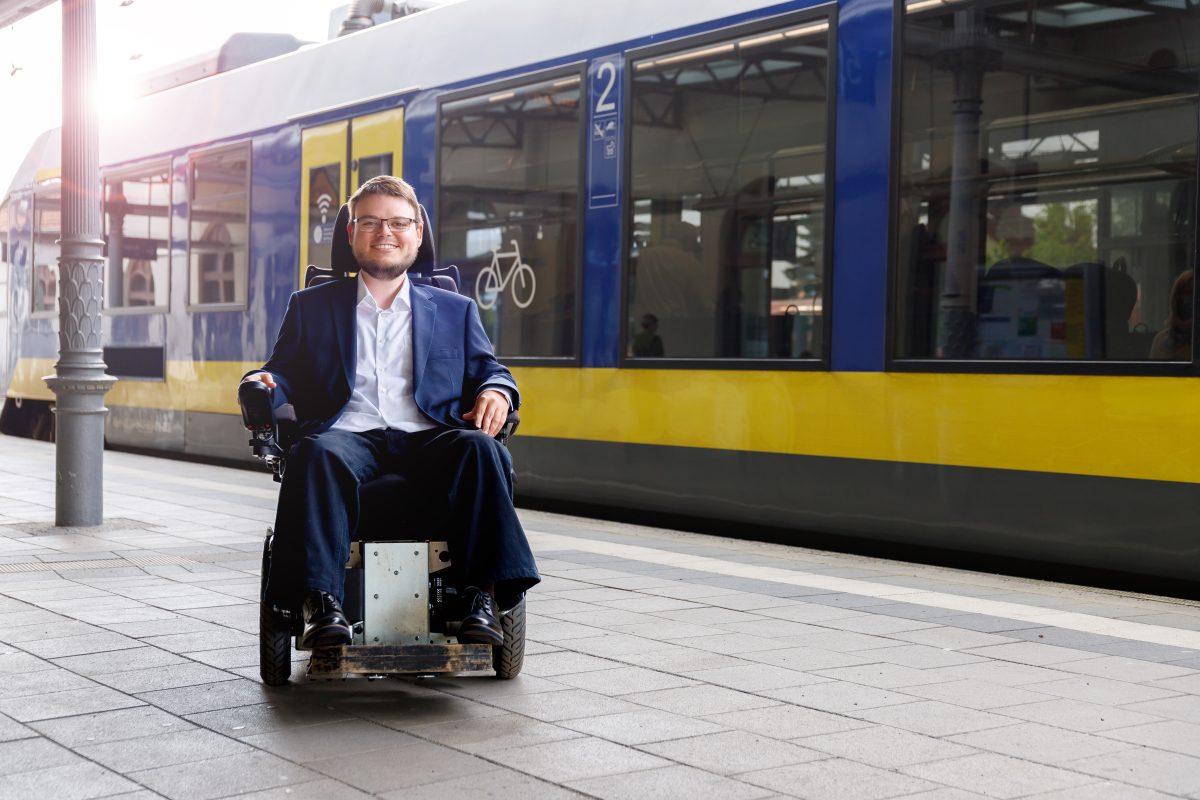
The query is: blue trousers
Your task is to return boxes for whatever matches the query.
[265,426,539,611]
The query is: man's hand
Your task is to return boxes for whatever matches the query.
[463,389,508,437]
[242,372,277,389]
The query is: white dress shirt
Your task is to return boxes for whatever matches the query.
[331,276,435,434]
[330,275,510,434]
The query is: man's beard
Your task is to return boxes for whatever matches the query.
[359,252,416,281]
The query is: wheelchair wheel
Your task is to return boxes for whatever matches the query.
[259,531,292,686]
[492,595,526,679]
[260,605,293,686]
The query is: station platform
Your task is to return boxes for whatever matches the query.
[1,434,1200,800]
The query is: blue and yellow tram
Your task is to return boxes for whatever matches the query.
[2,0,1198,584]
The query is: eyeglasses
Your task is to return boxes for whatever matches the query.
[353,216,419,233]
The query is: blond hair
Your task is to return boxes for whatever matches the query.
[348,175,420,219]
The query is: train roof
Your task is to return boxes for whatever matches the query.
[100,0,780,167]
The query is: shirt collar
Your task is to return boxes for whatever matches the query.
[356,272,411,311]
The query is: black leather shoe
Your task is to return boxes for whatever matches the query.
[457,587,504,646]
[300,590,352,649]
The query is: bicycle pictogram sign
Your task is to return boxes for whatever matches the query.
[475,239,536,310]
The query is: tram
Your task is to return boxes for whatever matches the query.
[2,0,1199,585]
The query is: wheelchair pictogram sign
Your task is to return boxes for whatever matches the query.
[475,240,536,310]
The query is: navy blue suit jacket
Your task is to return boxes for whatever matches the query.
[250,277,519,436]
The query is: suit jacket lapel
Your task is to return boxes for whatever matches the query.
[331,278,356,392]
[410,282,437,389]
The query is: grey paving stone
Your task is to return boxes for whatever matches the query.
[1098,719,1200,757]
[641,729,825,774]
[241,718,418,761]
[567,764,773,800]
[184,701,350,737]
[666,632,797,656]
[902,678,1053,709]
[486,687,644,721]
[92,662,239,693]
[0,736,79,775]
[0,685,144,722]
[919,660,1071,687]
[15,631,141,659]
[387,768,588,800]
[559,708,728,745]
[706,593,807,612]
[204,777,376,799]
[763,682,916,714]
[487,735,670,783]
[902,752,1095,798]
[925,614,1042,634]
[1051,656,1197,684]
[993,698,1164,732]
[555,665,697,695]
[786,629,903,653]
[563,633,688,659]
[683,663,831,692]
[404,711,582,753]
[430,673,571,702]
[520,650,625,677]
[0,618,99,644]
[1005,627,1132,649]
[624,684,777,716]
[745,645,875,672]
[49,646,188,675]
[740,757,938,799]
[307,740,499,793]
[29,705,194,747]
[0,714,33,744]
[801,724,978,769]
[755,604,867,624]
[810,662,950,690]
[1081,640,1199,662]
[0,760,137,800]
[891,628,1019,651]
[138,629,257,653]
[0,667,97,699]
[181,645,260,669]
[1122,694,1200,724]
[1025,675,1181,705]
[819,614,940,635]
[865,644,986,669]
[853,701,1014,737]
[131,750,321,800]
[704,704,872,739]
[341,687,510,730]
[1066,746,1200,795]
[0,650,55,675]
[135,677,266,715]
[948,721,1135,763]
[1022,783,1182,799]
[1150,670,1200,694]
[76,726,251,772]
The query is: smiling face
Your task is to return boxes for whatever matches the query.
[348,193,423,281]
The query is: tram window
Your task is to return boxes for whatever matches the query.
[627,20,831,360]
[104,165,170,311]
[357,154,392,186]
[438,71,582,358]
[895,0,1200,364]
[31,190,60,317]
[0,201,8,319]
[188,145,249,308]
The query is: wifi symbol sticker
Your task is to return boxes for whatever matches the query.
[317,193,334,224]
[313,193,337,247]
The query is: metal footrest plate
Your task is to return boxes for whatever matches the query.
[308,643,493,676]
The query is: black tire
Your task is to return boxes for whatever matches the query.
[492,596,526,679]
[259,531,292,686]
[260,604,293,686]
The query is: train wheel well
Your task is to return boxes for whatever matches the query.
[0,398,55,442]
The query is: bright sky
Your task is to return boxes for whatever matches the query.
[0,0,344,195]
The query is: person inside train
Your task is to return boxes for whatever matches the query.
[240,175,539,649]
[1150,269,1194,360]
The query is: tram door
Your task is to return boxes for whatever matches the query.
[299,108,404,286]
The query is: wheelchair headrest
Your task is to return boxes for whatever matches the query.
[330,201,437,278]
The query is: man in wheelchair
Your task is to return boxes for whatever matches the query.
[240,175,539,652]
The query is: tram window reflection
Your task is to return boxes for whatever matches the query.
[438,71,581,358]
[31,190,60,317]
[104,165,170,311]
[626,20,830,360]
[188,145,249,308]
[894,0,1200,363]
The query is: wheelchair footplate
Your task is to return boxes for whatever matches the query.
[302,541,498,679]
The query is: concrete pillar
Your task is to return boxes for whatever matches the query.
[43,0,115,526]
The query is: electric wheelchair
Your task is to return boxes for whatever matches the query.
[239,202,526,686]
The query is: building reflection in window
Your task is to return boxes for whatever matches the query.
[32,190,60,315]
[894,0,1199,362]
[189,146,249,307]
[105,165,170,310]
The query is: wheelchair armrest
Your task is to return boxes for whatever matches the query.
[496,409,520,445]
[238,380,291,479]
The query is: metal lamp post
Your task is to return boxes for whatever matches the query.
[42,0,115,526]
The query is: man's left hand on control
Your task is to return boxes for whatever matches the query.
[463,389,509,437]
